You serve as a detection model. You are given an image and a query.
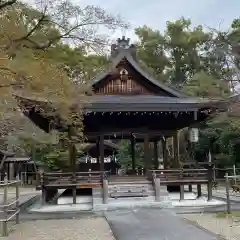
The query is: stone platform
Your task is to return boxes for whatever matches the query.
[28,191,226,213]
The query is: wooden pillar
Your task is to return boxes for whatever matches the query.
[144,134,150,173]
[40,172,46,205]
[131,135,136,173]
[103,179,108,204]
[197,184,202,198]
[162,138,168,169]
[153,140,158,169]
[41,187,46,205]
[99,134,104,174]
[9,163,14,180]
[179,171,184,201]
[173,132,179,168]
[180,185,184,201]
[96,138,100,165]
[207,164,213,201]
[154,178,160,201]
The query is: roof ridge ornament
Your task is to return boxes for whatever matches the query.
[117,36,130,49]
[110,36,136,60]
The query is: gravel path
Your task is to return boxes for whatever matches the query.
[182,213,240,240]
[2,217,115,240]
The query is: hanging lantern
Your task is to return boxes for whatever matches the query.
[189,128,199,143]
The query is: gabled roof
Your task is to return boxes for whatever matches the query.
[90,50,187,98]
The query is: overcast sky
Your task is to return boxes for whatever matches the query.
[77,0,240,40]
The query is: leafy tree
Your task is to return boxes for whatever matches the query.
[116,140,145,169]
[135,26,169,82]
[134,18,239,168]
[183,71,229,97]
[0,1,127,170]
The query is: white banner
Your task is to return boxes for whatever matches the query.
[189,128,199,143]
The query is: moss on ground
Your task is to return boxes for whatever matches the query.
[216,211,240,218]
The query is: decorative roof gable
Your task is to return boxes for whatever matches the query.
[90,37,187,98]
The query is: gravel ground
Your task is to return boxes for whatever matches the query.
[1,217,115,240]
[182,213,240,240]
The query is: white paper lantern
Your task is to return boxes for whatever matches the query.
[189,128,199,143]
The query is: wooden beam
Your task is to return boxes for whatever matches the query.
[85,129,175,137]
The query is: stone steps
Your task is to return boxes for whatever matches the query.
[92,181,171,209]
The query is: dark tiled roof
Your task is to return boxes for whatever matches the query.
[4,157,31,163]
[84,95,223,112]
[0,150,14,157]
[83,141,119,151]
[91,95,205,104]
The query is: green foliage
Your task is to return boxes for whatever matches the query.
[183,71,229,97]
[41,151,69,171]
[116,140,145,168]
[0,1,126,168]
[134,18,239,168]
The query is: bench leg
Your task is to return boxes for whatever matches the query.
[73,188,77,204]
[180,185,184,201]
[197,184,202,198]
[207,182,213,201]
[103,179,108,204]
[155,178,160,202]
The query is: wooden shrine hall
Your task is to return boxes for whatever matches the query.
[15,37,226,204]
[82,36,224,172]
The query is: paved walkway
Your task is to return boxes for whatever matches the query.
[105,209,220,240]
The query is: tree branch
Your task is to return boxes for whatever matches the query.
[0,83,23,88]
[0,0,17,10]
[14,6,48,42]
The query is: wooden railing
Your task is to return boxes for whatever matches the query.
[39,170,110,187]
[0,176,20,236]
[150,168,213,201]
[149,168,209,185]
